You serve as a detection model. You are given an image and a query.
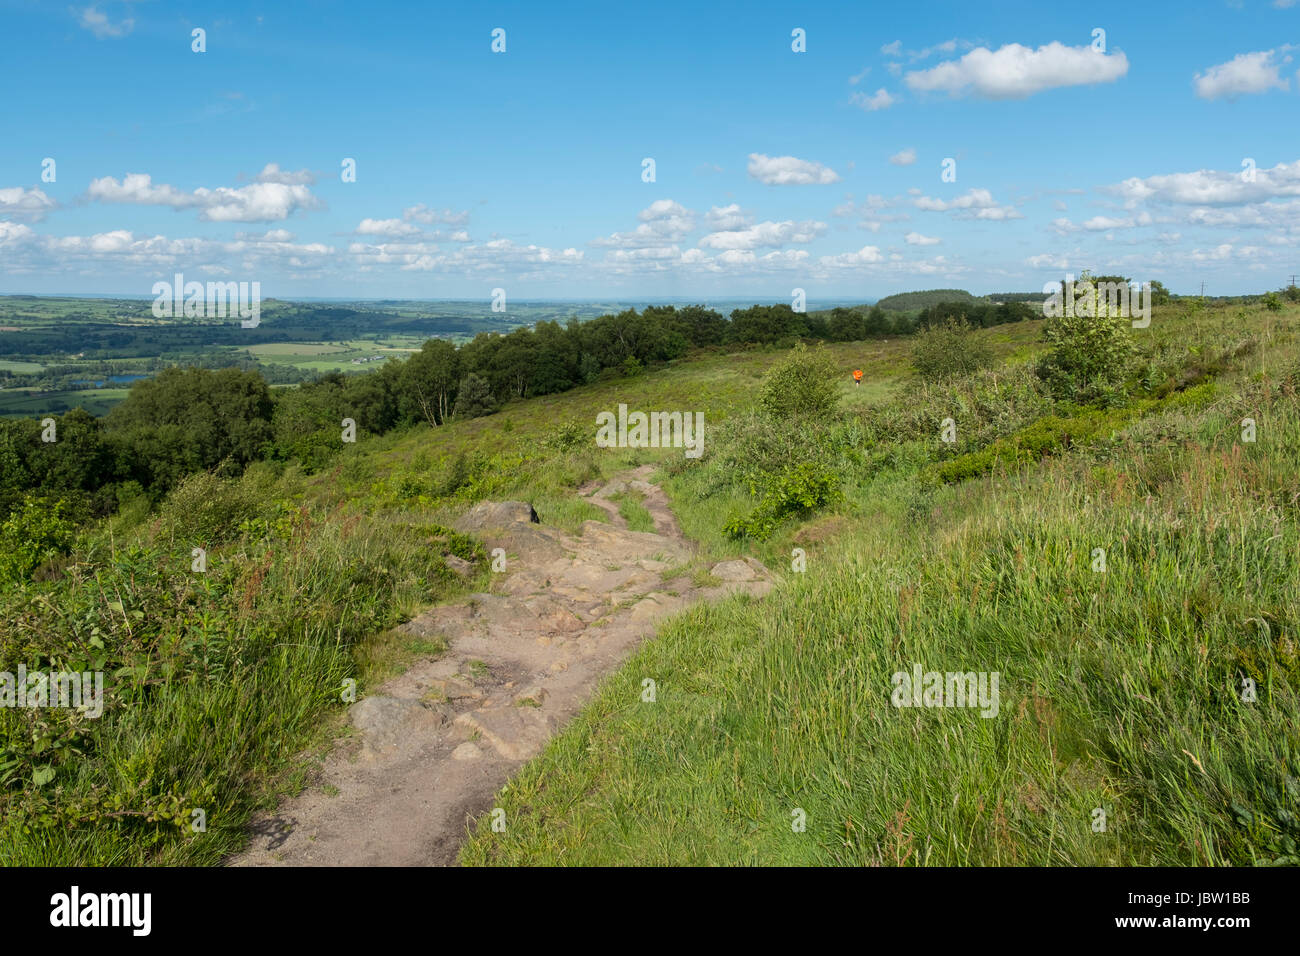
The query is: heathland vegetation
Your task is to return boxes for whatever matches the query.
[2,282,1297,865]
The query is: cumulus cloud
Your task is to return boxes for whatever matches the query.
[403,204,470,226]
[1108,159,1300,206]
[747,153,841,185]
[889,148,917,166]
[913,187,1022,219]
[76,5,134,38]
[851,88,896,111]
[704,203,751,231]
[904,231,941,245]
[254,163,317,185]
[697,220,827,250]
[0,186,57,222]
[591,199,697,247]
[86,173,323,222]
[355,218,423,238]
[1193,50,1290,100]
[819,245,884,267]
[905,42,1128,99]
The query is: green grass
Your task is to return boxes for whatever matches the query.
[8,302,1297,867]
[457,301,1300,866]
[609,491,656,532]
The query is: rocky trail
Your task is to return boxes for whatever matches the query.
[231,465,773,866]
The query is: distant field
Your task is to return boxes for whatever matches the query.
[245,342,351,357]
[239,335,424,372]
[0,359,43,373]
[0,387,130,417]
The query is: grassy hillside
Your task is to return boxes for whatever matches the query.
[5,300,1297,866]
[457,299,1300,866]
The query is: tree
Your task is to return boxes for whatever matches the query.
[105,366,273,491]
[827,307,866,342]
[453,372,497,419]
[400,338,460,426]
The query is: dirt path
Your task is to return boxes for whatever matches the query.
[231,465,772,866]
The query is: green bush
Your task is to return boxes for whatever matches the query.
[0,495,75,584]
[156,470,261,544]
[910,317,994,381]
[1035,285,1138,404]
[1264,292,1283,312]
[758,342,840,419]
[543,420,588,452]
[723,460,841,540]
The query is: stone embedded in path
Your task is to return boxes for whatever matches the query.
[350,696,447,754]
[454,706,553,762]
[710,558,765,582]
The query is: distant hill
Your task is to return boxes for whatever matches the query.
[874,289,983,311]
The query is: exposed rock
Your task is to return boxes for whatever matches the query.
[444,554,476,577]
[454,501,539,532]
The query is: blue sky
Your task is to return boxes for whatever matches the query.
[1,0,1297,300]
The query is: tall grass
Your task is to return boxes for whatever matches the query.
[459,302,1300,866]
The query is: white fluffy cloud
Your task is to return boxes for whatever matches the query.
[905,42,1128,99]
[705,203,752,231]
[403,204,470,226]
[355,218,423,238]
[913,188,1022,219]
[254,163,316,186]
[1193,50,1290,100]
[86,173,323,222]
[698,220,827,250]
[851,88,896,111]
[0,186,57,222]
[591,200,697,247]
[76,5,133,38]
[747,153,841,185]
[1108,159,1300,206]
[889,148,917,166]
[904,231,941,245]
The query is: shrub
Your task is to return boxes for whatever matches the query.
[1264,292,1283,312]
[723,460,842,540]
[453,373,497,419]
[543,420,587,452]
[910,317,994,382]
[0,495,75,585]
[157,470,260,544]
[1035,291,1137,404]
[758,342,840,419]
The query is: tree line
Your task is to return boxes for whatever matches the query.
[0,299,1039,520]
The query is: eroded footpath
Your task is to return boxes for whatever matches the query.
[231,465,772,866]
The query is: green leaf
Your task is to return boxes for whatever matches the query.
[32,766,55,787]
